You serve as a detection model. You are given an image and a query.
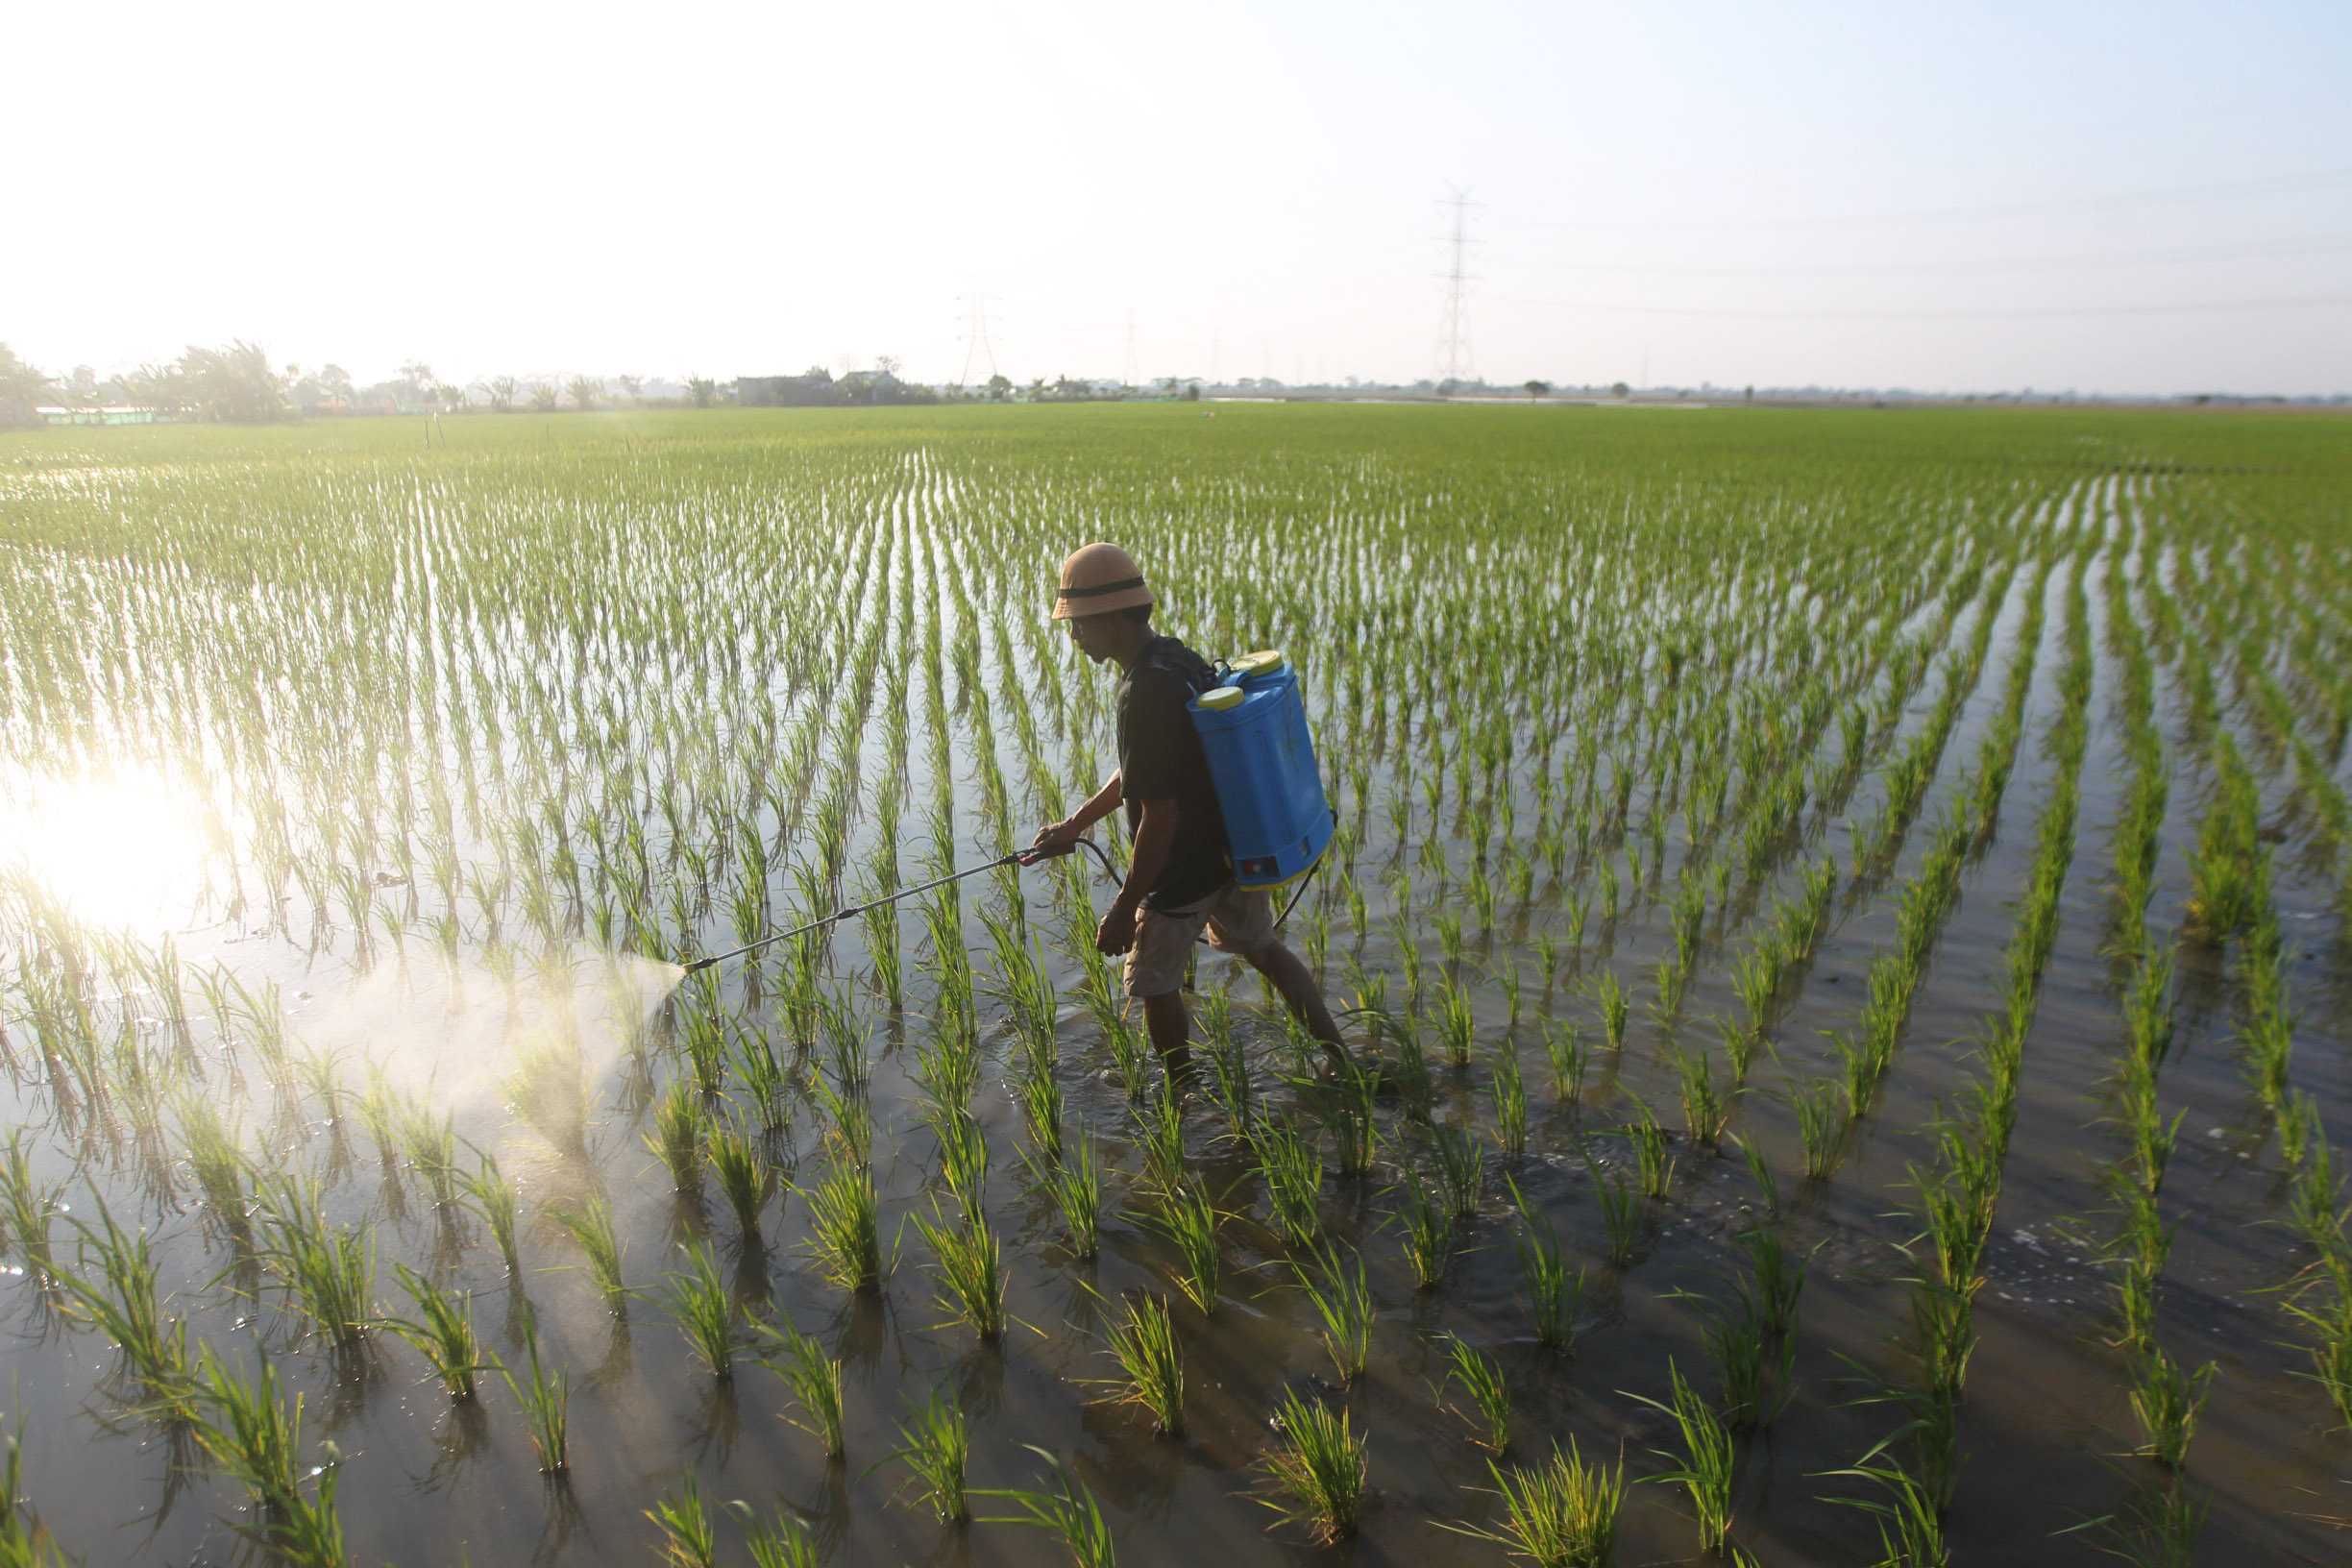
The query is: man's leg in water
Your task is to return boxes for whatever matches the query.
[1141,991,1192,1075]
[1244,941,1349,1071]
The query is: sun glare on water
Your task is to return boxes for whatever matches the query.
[0,768,218,933]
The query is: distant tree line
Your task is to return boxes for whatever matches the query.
[0,340,764,427]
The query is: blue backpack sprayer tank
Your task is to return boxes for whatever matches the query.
[1188,649,1334,891]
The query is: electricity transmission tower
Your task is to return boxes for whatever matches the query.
[1436,185,1480,389]
[957,294,1000,388]
[1123,308,1139,389]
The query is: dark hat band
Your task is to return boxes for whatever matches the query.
[1057,576,1146,600]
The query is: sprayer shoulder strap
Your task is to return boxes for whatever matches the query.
[1139,636,1218,697]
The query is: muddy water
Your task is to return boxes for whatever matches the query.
[2,452,2347,1567]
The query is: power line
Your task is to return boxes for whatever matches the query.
[1530,231,2352,280]
[1504,165,2352,233]
[1485,291,2352,322]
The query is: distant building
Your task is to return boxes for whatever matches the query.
[737,372,837,407]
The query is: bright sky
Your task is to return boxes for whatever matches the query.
[12,0,2350,396]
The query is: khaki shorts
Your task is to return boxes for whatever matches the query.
[1124,881,1277,998]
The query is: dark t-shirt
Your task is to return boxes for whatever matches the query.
[1116,635,1231,910]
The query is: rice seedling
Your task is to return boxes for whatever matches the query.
[974,1445,1116,1568]
[662,1237,739,1379]
[1013,1063,1066,1164]
[1623,1360,1737,1554]
[738,1504,822,1568]
[2127,1343,2216,1470]
[647,1473,720,1568]
[0,1131,57,1276]
[1438,1335,1510,1453]
[549,1194,631,1314]
[1250,1114,1325,1249]
[194,1346,303,1513]
[1669,1045,1730,1150]
[505,1033,591,1158]
[1433,1119,1483,1218]
[2062,1475,2207,1568]
[913,1204,1008,1340]
[1627,1111,1675,1198]
[1733,1135,1779,1218]
[0,1417,62,1566]
[1703,1292,1773,1432]
[754,1317,846,1458]
[499,1323,570,1474]
[879,1387,970,1521]
[1743,1227,1808,1339]
[1292,1243,1376,1384]
[1034,1126,1104,1261]
[194,1347,353,1565]
[1436,1436,1626,1568]
[1393,1172,1455,1288]
[1099,1291,1185,1435]
[1594,1164,1642,1268]
[648,1077,706,1194]
[175,1093,251,1243]
[704,1110,772,1242]
[929,1103,992,1213]
[1434,972,1478,1071]
[53,1197,196,1417]
[1542,1018,1588,1105]
[1131,1078,1186,1196]
[1595,968,1629,1051]
[1484,1041,1531,1161]
[1257,1387,1367,1545]
[461,1153,522,1276]
[381,1262,487,1400]
[1507,1177,1582,1352]
[1819,1453,1948,1568]
[254,1175,376,1354]
[1133,1173,1222,1313]
[1797,1080,1846,1180]
[797,1157,883,1293]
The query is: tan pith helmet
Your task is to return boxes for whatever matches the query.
[1051,542,1154,620]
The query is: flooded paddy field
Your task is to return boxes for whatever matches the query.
[1,403,2347,1565]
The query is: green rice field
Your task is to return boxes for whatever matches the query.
[1,402,2348,1565]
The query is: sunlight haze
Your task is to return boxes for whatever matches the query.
[12,0,2349,395]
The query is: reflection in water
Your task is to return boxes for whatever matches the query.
[420,1399,491,1493]
[0,768,221,934]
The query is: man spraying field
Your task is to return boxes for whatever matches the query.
[1024,543,1349,1075]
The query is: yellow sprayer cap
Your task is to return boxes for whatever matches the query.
[1197,685,1244,711]
[1231,649,1286,680]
